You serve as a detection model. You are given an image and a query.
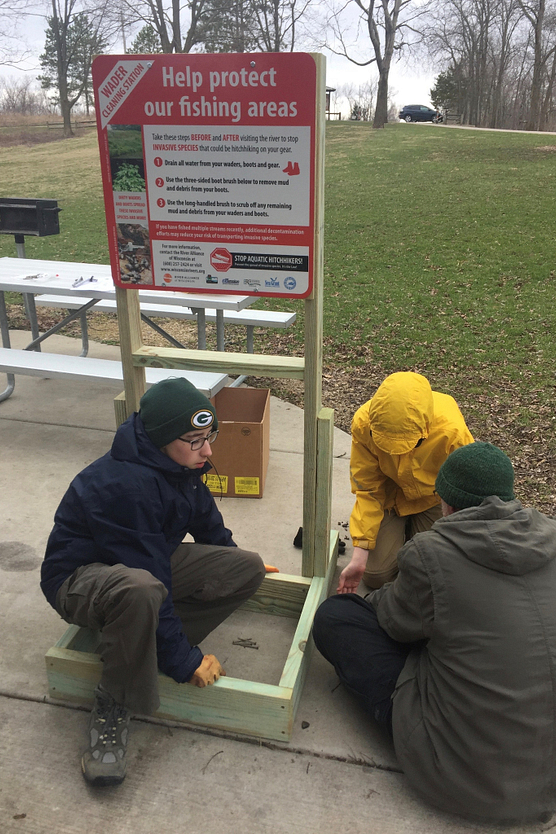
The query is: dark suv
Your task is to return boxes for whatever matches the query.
[399,104,441,123]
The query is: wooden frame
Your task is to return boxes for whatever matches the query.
[46,532,337,741]
[45,54,336,742]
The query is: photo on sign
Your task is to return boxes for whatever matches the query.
[117,223,152,285]
[108,124,152,285]
[108,125,144,186]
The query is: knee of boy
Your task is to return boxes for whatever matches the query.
[242,550,266,585]
[119,569,168,609]
[313,597,338,639]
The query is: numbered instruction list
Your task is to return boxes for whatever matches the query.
[142,125,311,294]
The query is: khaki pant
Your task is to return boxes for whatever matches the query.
[362,505,442,589]
[55,543,265,715]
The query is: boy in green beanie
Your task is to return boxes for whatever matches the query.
[41,377,267,787]
[314,442,556,823]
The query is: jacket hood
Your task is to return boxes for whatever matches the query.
[369,372,434,455]
[433,496,556,576]
[110,413,211,478]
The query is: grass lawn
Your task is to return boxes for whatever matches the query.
[1,122,555,510]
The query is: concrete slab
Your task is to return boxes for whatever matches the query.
[0,699,546,834]
[1,331,544,832]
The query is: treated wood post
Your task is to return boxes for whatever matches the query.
[314,407,334,577]
[302,53,326,577]
[115,286,146,418]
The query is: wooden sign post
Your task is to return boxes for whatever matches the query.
[46,52,338,741]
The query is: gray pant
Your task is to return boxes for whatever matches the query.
[55,543,265,714]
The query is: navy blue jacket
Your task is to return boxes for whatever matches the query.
[41,413,235,683]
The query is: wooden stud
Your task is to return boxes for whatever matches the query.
[302,54,327,578]
[314,407,334,577]
[115,286,146,416]
[132,344,305,380]
[114,391,127,426]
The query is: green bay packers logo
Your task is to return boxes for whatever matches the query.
[191,409,214,429]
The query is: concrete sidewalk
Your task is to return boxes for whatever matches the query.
[0,332,546,834]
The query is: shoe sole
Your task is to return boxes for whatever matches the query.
[81,756,126,787]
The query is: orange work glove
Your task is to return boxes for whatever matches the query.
[264,564,279,573]
[189,654,226,687]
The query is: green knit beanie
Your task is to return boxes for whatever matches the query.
[139,377,217,448]
[435,442,515,509]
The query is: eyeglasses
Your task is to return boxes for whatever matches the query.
[177,429,219,451]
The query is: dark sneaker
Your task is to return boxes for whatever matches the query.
[81,686,130,786]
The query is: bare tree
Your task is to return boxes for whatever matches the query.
[426,0,556,129]
[0,75,53,113]
[0,0,37,66]
[426,0,525,127]
[322,0,430,128]
[251,0,313,51]
[116,0,209,52]
[516,0,556,128]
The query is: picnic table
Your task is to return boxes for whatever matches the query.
[0,257,257,403]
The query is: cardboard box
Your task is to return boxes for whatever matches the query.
[206,387,270,498]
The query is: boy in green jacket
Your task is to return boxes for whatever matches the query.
[315,443,556,822]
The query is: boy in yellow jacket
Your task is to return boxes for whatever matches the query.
[338,372,473,593]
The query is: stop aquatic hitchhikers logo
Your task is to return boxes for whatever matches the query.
[98,60,150,129]
[284,276,297,290]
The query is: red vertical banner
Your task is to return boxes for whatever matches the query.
[92,53,318,298]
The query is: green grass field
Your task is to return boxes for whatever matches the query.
[1,123,555,508]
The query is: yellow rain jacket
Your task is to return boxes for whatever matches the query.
[350,373,473,550]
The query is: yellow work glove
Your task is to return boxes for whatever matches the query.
[189,654,226,687]
[264,564,279,573]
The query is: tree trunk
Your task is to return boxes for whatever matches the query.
[525,0,545,130]
[373,67,389,127]
[61,97,74,137]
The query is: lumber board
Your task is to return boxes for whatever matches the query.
[155,675,293,739]
[279,531,338,691]
[240,572,311,618]
[114,391,127,426]
[314,407,334,577]
[46,646,293,738]
[302,53,326,577]
[132,345,305,379]
[287,533,339,718]
[115,286,145,416]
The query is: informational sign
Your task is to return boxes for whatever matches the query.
[92,53,318,298]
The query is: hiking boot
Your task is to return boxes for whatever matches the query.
[81,686,130,787]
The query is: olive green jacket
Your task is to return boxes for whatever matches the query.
[370,497,556,821]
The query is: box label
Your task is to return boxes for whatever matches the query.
[234,477,260,495]
[204,473,228,493]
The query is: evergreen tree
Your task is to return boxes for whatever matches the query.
[198,0,257,53]
[430,67,467,115]
[127,24,163,54]
[39,11,106,133]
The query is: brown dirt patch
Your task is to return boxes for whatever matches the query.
[6,301,555,516]
[0,126,96,147]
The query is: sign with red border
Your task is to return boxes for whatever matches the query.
[92,53,317,298]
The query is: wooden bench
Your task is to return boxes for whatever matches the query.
[35,295,296,353]
[0,347,229,398]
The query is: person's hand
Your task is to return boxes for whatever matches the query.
[264,564,279,573]
[189,655,226,687]
[337,547,368,594]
